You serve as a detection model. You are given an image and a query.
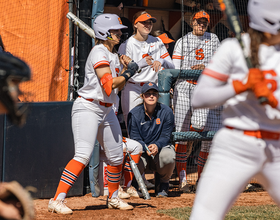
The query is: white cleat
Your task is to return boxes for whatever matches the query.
[107,197,134,210]
[48,198,73,214]
[118,186,131,199]
[144,179,155,189]
[126,186,143,198]
[179,181,190,193]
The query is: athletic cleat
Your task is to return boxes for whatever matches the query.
[156,190,168,198]
[157,182,169,198]
[144,178,155,189]
[48,198,73,214]
[107,197,134,210]
[118,186,131,199]
[179,181,190,193]
[126,186,143,198]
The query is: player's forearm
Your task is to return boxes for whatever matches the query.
[192,74,236,109]
[112,76,126,90]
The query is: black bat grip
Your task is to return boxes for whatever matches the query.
[258,96,269,105]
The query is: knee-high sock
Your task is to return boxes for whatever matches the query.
[123,153,141,188]
[175,143,187,182]
[197,151,209,180]
[107,164,122,198]
[54,159,85,200]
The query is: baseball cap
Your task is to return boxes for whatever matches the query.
[141,82,159,94]
[134,13,157,25]
[193,11,210,23]
[158,33,174,44]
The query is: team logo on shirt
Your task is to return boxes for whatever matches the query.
[156,118,161,125]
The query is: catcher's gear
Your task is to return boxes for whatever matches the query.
[0,52,31,126]
[0,181,34,220]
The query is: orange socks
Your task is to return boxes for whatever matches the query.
[175,143,188,181]
[54,159,85,200]
[107,164,122,198]
[197,151,209,180]
[123,153,141,188]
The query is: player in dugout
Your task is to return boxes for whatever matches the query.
[172,10,221,192]
[127,82,175,197]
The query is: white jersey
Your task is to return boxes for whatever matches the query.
[118,35,173,83]
[172,32,220,69]
[203,33,280,132]
[78,44,120,104]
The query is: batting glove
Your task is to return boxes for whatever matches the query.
[232,68,264,94]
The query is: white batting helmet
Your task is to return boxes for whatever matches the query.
[248,0,280,35]
[93,14,128,41]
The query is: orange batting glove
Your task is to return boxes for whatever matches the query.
[253,82,278,108]
[232,68,264,94]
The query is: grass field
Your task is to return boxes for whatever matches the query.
[158,205,280,219]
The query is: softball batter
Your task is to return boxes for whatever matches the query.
[172,10,221,192]
[48,13,139,214]
[118,11,174,126]
[190,0,280,219]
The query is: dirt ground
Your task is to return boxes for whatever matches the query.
[34,174,276,220]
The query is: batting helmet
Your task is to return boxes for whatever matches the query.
[248,0,280,35]
[93,14,128,41]
[0,52,31,125]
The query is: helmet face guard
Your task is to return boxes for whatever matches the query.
[248,0,280,35]
[93,14,128,41]
[0,52,31,126]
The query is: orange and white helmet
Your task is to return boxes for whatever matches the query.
[93,14,128,41]
[248,0,280,35]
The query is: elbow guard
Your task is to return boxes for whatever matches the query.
[100,73,113,96]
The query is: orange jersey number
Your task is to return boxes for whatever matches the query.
[195,48,204,60]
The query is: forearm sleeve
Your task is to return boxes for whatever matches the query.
[192,74,236,109]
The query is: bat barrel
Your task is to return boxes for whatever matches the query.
[66,12,95,39]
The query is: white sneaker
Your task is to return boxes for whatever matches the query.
[107,197,134,210]
[179,181,190,193]
[118,186,131,199]
[48,198,73,214]
[126,186,143,198]
[144,179,155,189]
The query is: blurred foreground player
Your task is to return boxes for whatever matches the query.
[0,52,34,220]
[190,0,280,219]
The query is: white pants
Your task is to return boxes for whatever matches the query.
[121,82,144,126]
[72,97,123,166]
[190,127,280,220]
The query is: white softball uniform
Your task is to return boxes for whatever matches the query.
[172,32,221,148]
[190,34,280,220]
[72,44,123,167]
[118,35,174,124]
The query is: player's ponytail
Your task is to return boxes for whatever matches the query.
[248,28,265,67]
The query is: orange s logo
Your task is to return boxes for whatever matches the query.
[115,68,120,73]
[195,48,204,60]
[118,17,122,24]
[156,118,161,124]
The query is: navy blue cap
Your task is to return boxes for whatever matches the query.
[141,82,159,94]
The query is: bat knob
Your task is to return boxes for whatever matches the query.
[258,96,268,105]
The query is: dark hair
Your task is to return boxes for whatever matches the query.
[132,11,149,34]
[152,30,164,37]
[248,28,265,67]
[0,35,5,51]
